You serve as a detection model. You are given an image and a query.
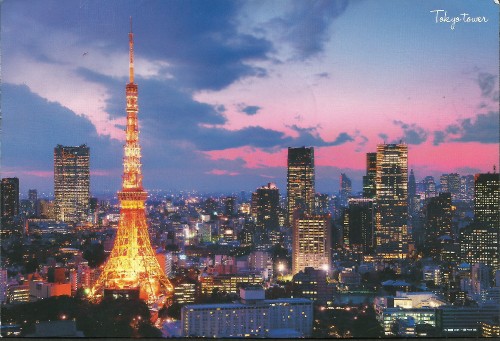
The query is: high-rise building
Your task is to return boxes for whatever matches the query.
[251,183,280,231]
[408,169,420,218]
[1,177,19,222]
[424,193,452,258]
[287,147,315,226]
[363,152,377,198]
[292,214,331,275]
[474,172,500,228]
[460,175,475,201]
[224,196,236,216]
[339,173,352,207]
[440,173,461,199]
[343,198,374,254]
[374,143,409,259]
[460,223,498,271]
[314,193,330,215]
[423,176,437,199]
[91,22,173,304]
[54,145,90,222]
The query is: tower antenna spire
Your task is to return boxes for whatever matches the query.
[129,16,134,83]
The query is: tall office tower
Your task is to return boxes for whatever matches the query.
[1,178,19,222]
[224,196,236,217]
[423,176,437,199]
[471,263,490,295]
[460,175,474,201]
[440,173,461,200]
[251,183,280,231]
[91,22,173,304]
[339,173,352,207]
[460,223,498,271]
[28,189,37,216]
[287,147,315,226]
[408,169,418,216]
[292,214,331,275]
[374,143,409,259]
[474,172,500,228]
[424,193,452,258]
[314,193,330,215]
[363,152,377,198]
[342,198,374,254]
[54,145,90,223]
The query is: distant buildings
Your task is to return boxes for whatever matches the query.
[1,177,19,222]
[54,145,90,223]
[287,147,315,226]
[374,143,409,259]
[339,173,352,207]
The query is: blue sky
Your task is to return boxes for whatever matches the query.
[1,0,498,195]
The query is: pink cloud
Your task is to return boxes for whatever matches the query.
[206,169,240,176]
[22,170,53,177]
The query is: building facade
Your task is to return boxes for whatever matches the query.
[1,177,19,222]
[343,198,374,254]
[292,214,331,275]
[287,147,315,226]
[54,145,90,223]
[474,172,500,228]
[181,287,313,337]
[374,144,409,259]
[362,152,377,199]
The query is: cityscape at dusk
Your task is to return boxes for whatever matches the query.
[1,0,499,339]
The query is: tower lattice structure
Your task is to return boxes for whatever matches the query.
[91,20,173,305]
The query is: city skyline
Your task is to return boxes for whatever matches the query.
[2,1,499,194]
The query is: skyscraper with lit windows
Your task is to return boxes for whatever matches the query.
[474,172,499,228]
[251,183,280,231]
[363,152,377,199]
[53,145,90,223]
[1,177,19,223]
[374,143,409,259]
[292,214,331,275]
[287,147,315,226]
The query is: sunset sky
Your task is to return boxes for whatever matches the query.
[2,0,498,195]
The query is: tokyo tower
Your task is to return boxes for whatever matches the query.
[91,20,173,305]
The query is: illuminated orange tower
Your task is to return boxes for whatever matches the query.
[91,19,173,305]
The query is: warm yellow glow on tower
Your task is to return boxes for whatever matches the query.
[91,20,173,305]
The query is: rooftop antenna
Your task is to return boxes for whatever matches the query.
[128,16,134,83]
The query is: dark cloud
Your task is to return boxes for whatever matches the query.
[287,125,354,147]
[433,131,446,146]
[393,120,428,145]
[2,83,124,190]
[316,72,330,79]
[378,133,389,141]
[453,111,499,143]
[4,0,273,91]
[272,0,349,60]
[433,111,499,145]
[477,72,496,97]
[240,105,261,116]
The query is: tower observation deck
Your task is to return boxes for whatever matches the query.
[91,19,173,305]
